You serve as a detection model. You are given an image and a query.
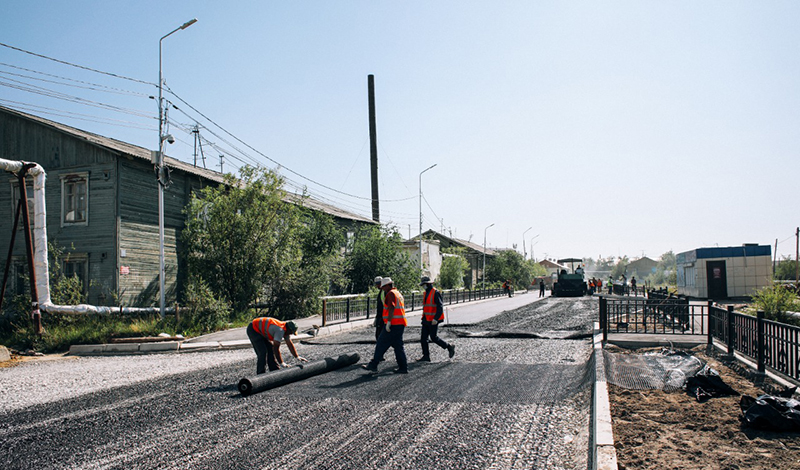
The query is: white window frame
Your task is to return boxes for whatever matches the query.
[60,172,89,227]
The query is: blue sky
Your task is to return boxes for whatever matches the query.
[2,1,799,261]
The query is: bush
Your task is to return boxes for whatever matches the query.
[751,283,800,325]
[182,277,231,335]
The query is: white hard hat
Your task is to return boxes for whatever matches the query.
[380,277,393,287]
[374,276,383,284]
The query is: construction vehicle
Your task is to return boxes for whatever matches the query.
[552,258,588,297]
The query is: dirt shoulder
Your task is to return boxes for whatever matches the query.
[608,346,800,470]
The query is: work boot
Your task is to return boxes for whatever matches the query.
[448,344,456,359]
[361,363,378,372]
[393,368,408,374]
[416,356,431,362]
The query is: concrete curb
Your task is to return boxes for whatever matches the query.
[592,322,618,470]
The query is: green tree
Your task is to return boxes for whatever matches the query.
[438,248,470,289]
[774,257,798,281]
[610,256,630,280]
[486,250,536,288]
[344,225,417,293]
[182,165,342,318]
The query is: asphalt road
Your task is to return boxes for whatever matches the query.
[1,296,597,470]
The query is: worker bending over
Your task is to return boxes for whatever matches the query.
[246,317,307,374]
[417,276,455,362]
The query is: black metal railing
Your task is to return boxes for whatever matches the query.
[709,307,800,382]
[599,296,710,340]
[320,287,506,326]
[600,294,800,383]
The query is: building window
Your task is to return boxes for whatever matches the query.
[61,173,89,226]
[10,178,35,229]
[62,254,89,296]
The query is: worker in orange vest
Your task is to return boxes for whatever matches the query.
[362,277,408,374]
[417,276,455,362]
[246,317,307,374]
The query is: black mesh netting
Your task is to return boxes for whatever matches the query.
[603,349,706,392]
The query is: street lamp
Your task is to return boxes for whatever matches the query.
[522,227,532,259]
[528,233,540,260]
[418,163,437,274]
[483,223,494,289]
[157,18,197,319]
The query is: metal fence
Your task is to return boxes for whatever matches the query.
[321,287,506,325]
[599,295,710,340]
[599,291,800,383]
[709,306,800,382]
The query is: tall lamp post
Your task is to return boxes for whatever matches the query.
[522,226,532,259]
[418,164,437,274]
[483,223,494,289]
[528,233,540,260]
[157,18,197,319]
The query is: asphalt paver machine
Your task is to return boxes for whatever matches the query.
[552,258,588,297]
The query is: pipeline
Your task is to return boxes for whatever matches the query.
[238,352,360,396]
[1,158,169,316]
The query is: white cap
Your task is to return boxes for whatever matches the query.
[380,277,393,287]
[374,276,383,284]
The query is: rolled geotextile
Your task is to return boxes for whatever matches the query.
[238,352,360,396]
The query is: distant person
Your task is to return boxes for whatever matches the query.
[246,317,307,374]
[506,279,513,297]
[539,279,546,297]
[416,277,455,362]
[575,265,584,276]
[630,276,637,295]
[608,277,614,295]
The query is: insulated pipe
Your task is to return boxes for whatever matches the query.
[0,158,171,316]
[238,353,360,396]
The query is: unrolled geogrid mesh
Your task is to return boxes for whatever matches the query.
[603,350,705,391]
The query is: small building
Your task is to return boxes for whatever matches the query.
[411,230,496,288]
[676,245,772,299]
[538,259,567,277]
[627,256,658,280]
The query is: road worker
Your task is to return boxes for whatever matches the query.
[362,277,409,374]
[416,276,455,362]
[246,317,307,374]
[373,276,386,342]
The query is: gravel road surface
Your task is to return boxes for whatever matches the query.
[1,296,597,470]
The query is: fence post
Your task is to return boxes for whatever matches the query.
[600,297,607,343]
[345,297,351,322]
[726,305,735,358]
[757,310,765,374]
[707,300,713,347]
[366,296,371,320]
[321,299,327,327]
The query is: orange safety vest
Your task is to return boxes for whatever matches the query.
[382,288,407,326]
[252,317,286,341]
[422,288,440,322]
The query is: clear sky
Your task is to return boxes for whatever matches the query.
[2,1,799,262]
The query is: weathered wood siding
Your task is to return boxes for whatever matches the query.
[117,157,208,306]
[0,111,118,306]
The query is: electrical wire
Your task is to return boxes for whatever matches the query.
[0,42,154,86]
[0,66,149,97]
[0,99,155,130]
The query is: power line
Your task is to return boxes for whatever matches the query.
[0,42,154,86]
[0,65,150,96]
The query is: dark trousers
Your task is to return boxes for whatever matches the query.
[539,286,545,297]
[368,324,407,371]
[420,321,449,359]
[246,323,279,374]
[374,317,385,342]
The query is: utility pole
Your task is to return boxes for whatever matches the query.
[219,155,224,174]
[795,227,799,284]
[774,238,778,274]
[192,125,198,166]
[368,75,380,223]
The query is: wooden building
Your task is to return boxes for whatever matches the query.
[0,106,375,307]
[411,230,496,288]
